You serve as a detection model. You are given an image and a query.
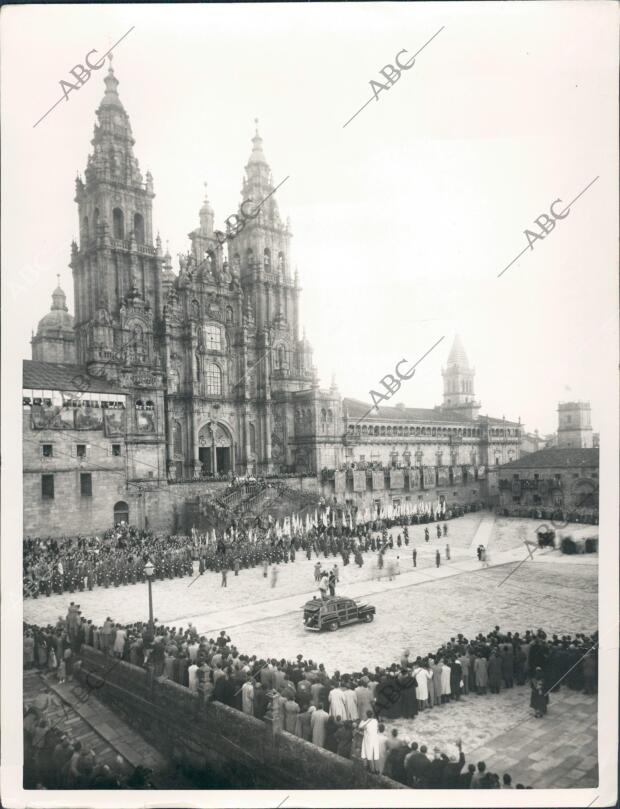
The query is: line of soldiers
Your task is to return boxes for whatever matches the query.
[23,511,460,598]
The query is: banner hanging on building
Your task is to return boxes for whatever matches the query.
[452,466,463,484]
[423,466,436,488]
[409,468,421,489]
[437,466,450,486]
[104,411,125,436]
[353,470,367,492]
[389,469,404,490]
[334,471,347,493]
[74,406,104,430]
[31,405,74,430]
[371,471,384,490]
[477,465,486,479]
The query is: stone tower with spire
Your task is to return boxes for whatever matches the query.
[31,279,77,363]
[441,335,480,419]
[71,57,163,382]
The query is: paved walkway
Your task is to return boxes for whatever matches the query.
[467,687,598,788]
[468,512,496,553]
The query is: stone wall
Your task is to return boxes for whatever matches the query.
[75,647,404,790]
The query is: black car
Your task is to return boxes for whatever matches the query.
[302,595,376,631]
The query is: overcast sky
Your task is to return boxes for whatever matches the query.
[2,2,617,435]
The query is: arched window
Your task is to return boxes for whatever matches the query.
[415,427,420,436]
[278,252,285,274]
[320,409,327,422]
[404,427,409,436]
[264,247,271,269]
[432,427,436,436]
[173,420,182,456]
[134,213,145,244]
[374,426,380,436]
[112,208,124,239]
[421,427,426,436]
[145,400,154,410]
[362,425,368,435]
[380,426,386,436]
[246,248,254,268]
[205,363,222,396]
[386,426,392,436]
[327,409,333,422]
[206,250,215,268]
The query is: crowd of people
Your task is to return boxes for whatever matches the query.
[23,514,462,599]
[24,601,598,789]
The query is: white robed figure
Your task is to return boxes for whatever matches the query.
[328,683,347,718]
[359,713,381,770]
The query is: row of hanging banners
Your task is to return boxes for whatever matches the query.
[28,403,156,436]
[193,497,451,543]
[335,465,486,493]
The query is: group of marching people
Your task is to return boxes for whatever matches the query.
[23,513,460,600]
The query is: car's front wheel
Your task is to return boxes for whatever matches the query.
[326,621,339,632]
[363,612,374,623]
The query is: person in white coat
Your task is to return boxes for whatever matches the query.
[188,662,199,693]
[241,679,255,715]
[441,661,452,704]
[359,710,381,772]
[343,683,359,721]
[413,660,431,712]
[329,682,348,718]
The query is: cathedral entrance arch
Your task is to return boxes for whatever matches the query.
[114,501,129,525]
[198,422,234,476]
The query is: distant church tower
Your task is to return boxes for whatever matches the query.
[441,335,480,419]
[71,57,163,381]
[557,402,593,448]
[31,280,76,363]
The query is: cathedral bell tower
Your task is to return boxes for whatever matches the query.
[71,57,163,382]
[441,335,480,419]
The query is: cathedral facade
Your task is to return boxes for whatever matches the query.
[30,62,339,483]
[23,63,521,536]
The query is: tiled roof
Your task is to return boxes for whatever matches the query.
[23,360,127,395]
[498,447,599,470]
[344,398,469,423]
[343,398,519,427]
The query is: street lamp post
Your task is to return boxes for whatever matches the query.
[144,560,155,638]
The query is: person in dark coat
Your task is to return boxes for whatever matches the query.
[335,720,353,759]
[501,644,514,688]
[530,667,549,717]
[449,657,462,700]
[397,669,418,718]
[441,742,466,787]
[427,748,446,788]
[487,651,502,694]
